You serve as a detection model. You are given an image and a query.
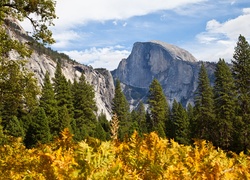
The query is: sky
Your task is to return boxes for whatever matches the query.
[22,0,250,70]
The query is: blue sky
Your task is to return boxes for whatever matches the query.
[22,0,250,70]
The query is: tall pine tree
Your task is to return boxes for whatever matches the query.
[24,107,51,148]
[171,100,190,145]
[231,35,250,153]
[40,71,60,137]
[72,73,97,140]
[112,79,131,140]
[194,63,215,141]
[148,79,169,138]
[53,62,73,131]
[213,59,235,150]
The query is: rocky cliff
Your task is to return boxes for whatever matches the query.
[5,18,114,120]
[112,41,216,108]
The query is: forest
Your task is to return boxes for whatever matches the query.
[0,0,250,179]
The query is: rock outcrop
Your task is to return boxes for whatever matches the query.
[5,18,114,120]
[112,41,216,108]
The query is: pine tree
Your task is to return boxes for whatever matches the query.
[72,73,97,140]
[194,63,215,141]
[98,113,111,140]
[231,35,250,153]
[5,116,24,138]
[94,122,107,141]
[213,59,235,149]
[136,101,148,135]
[171,100,190,145]
[148,79,169,138]
[53,62,73,131]
[187,103,195,140]
[40,71,59,137]
[112,79,131,140]
[0,57,39,134]
[25,107,51,148]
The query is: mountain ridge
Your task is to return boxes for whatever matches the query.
[112,41,216,108]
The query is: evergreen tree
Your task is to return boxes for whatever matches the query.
[112,79,131,140]
[40,71,59,137]
[94,122,107,141]
[213,59,235,149]
[98,113,111,140]
[148,79,169,137]
[135,102,148,135]
[53,62,73,131]
[194,63,215,141]
[0,57,39,134]
[72,73,97,140]
[231,35,250,153]
[187,103,195,140]
[171,100,190,145]
[5,116,24,138]
[25,107,51,148]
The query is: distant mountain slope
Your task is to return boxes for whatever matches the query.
[5,18,114,120]
[112,41,216,108]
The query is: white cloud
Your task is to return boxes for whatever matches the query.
[190,8,250,62]
[54,0,205,30]
[52,30,81,49]
[61,47,130,70]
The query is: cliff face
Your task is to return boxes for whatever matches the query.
[112,41,216,108]
[5,18,115,120]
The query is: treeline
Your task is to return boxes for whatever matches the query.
[113,35,250,154]
[0,59,110,148]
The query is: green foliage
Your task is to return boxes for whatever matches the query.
[231,35,250,153]
[40,71,60,137]
[0,0,56,45]
[171,100,190,145]
[53,62,73,130]
[72,73,97,140]
[25,107,51,148]
[112,79,131,140]
[5,116,24,138]
[131,101,148,136]
[148,79,169,137]
[213,59,235,149]
[194,63,215,140]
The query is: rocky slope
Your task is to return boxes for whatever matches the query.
[112,41,216,108]
[5,18,114,120]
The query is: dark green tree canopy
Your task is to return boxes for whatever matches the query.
[148,79,169,137]
[213,59,235,149]
[194,63,214,140]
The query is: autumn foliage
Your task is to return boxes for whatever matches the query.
[0,129,249,179]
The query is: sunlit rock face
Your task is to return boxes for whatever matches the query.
[6,18,115,120]
[112,41,215,108]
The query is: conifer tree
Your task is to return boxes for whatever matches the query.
[148,79,169,137]
[5,116,24,138]
[112,79,131,140]
[135,101,148,135]
[171,100,190,145]
[72,73,97,140]
[40,71,59,137]
[187,103,195,140]
[98,113,111,140]
[231,35,250,153]
[94,122,107,141]
[213,59,235,149]
[25,107,51,148]
[53,62,73,131]
[194,63,215,141]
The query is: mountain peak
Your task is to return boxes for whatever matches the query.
[149,40,197,62]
